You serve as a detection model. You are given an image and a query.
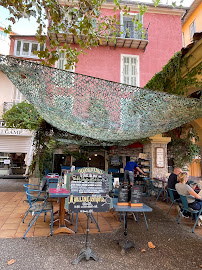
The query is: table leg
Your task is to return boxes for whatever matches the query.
[53,198,75,235]
[116,212,135,255]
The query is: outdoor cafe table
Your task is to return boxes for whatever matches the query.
[49,186,75,235]
[113,198,152,254]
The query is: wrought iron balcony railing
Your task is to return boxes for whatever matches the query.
[48,21,149,50]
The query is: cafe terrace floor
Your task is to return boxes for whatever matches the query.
[0,191,201,239]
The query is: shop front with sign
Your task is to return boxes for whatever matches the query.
[0,128,33,175]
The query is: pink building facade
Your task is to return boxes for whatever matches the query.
[9,4,184,88]
[75,11,183,87]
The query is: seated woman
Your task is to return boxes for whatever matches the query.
[175,172,202,210]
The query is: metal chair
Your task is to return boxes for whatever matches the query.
[23,189,53,238]
[149,180,168,204]
[167,188,181,215]
[23,183,47,223]
[177,195,202,233]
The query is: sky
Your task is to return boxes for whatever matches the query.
[0,0,194,35]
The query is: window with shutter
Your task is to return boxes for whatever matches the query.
[55,51,75,88]
[56,51,75,71]
[121,55,139,87]
[12,86,24,104]
[189,20,196,39]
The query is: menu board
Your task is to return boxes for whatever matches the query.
[131,186,143,207]
[118,185,129,205]
[70,172,109,194]
[68,167,110,213]
[68,194,111,213]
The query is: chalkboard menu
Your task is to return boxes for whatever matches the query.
[68,194,111,213]
[70,172,109,194]
[117,184,129,206]
[131,186,143,207]
[68,167,110,213]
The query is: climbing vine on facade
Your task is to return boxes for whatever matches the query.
[165,124,200,169]
[145,51,202,96]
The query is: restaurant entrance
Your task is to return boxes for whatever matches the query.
[89,154,105,171]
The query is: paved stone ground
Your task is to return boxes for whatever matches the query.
[0,178,28,192]
[0,201,201,270]
[0,179,202,270]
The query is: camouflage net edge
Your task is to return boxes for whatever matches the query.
[0,54,202,146]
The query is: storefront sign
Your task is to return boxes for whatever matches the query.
[0,128,32,136]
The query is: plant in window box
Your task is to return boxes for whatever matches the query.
[125,28,131,38]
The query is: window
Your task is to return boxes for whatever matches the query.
[55,51,75,71]
[54,51,75,88]
[190,20,196,39]
[14,40,45,58]
[0,30,8,41]
[120,11,143,39]
[121,55,139,87]
[12,86,24,104]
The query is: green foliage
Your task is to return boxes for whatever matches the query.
[145,51,202,95]
[63,150,88,161]
[0,0,146,68]
[2,101,54,178]
[165,125,200,168]
[3,101,43,130]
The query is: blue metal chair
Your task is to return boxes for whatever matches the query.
[149,180,168,204]
[23,183,47,223]
[177,195,202,233]
[167,188,181,215]
[23,189,53,238]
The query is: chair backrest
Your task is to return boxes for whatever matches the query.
[167,188,176,202]
[179,195,189,211]
[149,180,155,189]
[26,189,47,208]
[24,184,40,206]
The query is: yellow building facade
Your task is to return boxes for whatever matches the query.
[182,0,202,47]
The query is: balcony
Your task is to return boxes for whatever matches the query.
[48,24,149,50]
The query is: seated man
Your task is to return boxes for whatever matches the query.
[124,161,146,186]
[168,167,182,199]
[168,167,189,218]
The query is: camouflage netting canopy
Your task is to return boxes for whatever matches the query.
[0,55,202,146]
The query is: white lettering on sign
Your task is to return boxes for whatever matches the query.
[156,147,165,168]
[78,167,103,174]
[0,128,32,136]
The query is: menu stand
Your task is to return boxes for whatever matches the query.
[73,213,98,264]
[116,212,135,255]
